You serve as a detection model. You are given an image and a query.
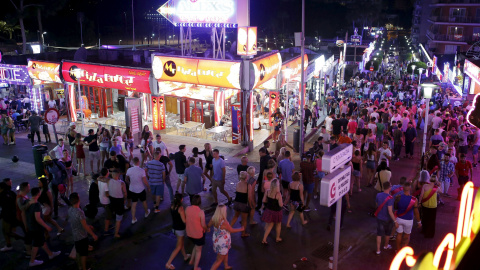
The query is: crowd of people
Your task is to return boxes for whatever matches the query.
[0,60,479,270]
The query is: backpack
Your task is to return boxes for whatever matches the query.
[52,159,67,184]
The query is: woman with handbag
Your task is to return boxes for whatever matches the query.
[374,161,392,193]
[38,176,64,237]
[286,172,308,228]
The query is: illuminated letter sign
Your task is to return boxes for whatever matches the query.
[280,54,309,87]
[0,64,31,85]
[152,96,160,130]
[152,55,241,89]
[157,0,246,27]
[237,26,257,56]
[61,61,151,93]
[251,52,282,89]
[27,60,62,83]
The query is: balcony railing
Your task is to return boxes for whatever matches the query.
[431,0,480,4]
[430,15,480,23]
[427,30,472,42]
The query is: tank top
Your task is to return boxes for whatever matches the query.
[63,159,72,168]
[189,156,201,167]
[108,179,124,199]
[100,136,110,147]
[234,191,248,203]
[290,189,301,202]
[266,196,281,211]
[422,187,437,209]
[38,190,50,206]
[353,161,361,171]
[171,206,186,230]
[367,153,375,161]
[67,133,75,146]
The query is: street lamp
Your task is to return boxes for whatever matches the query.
[411,64,416,79]
[418,68,424,85]
[119,40,122,45]
[421,84,435,159]
[75,68,85,136]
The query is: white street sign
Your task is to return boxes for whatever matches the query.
[321,143,353,174]
[320,165,351,207]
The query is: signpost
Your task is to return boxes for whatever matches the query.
[44,108,60,144]
[320,143,352,270]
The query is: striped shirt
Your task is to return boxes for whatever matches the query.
[145,160,165,185]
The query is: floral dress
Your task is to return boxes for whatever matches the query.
[212,219,231,256]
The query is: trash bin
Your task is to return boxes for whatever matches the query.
[32,145,48,178]
[293,126,300,153]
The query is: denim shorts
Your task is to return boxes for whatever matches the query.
[376,219,393,236]
[367,160,376,169]
[473,145,480,155]
[173,229,185,237]
[151,184,164,196]
[100,146,108,152]
[304,183,314,194]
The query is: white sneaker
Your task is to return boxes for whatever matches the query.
[145,209,151,218]
[29,260,43,267]
[49,251,61,260]
[0,246,13,252]
[383,244,392,250]
[132,218,138,225]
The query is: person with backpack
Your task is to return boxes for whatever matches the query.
[374,182,396,255]
[394,182,421,253]
[44,155,67,219]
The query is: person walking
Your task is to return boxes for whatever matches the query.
[261,179,283,244]
[37,177,64,236]
[455,153,473,200]
[145,151,166,213]
[26,187,61,267]
[300,153,316,210]
[419,174,440,239]
[184,157,204,201]
[108,169,127,238]
[208,205,244,270]
[256,148,271,210]
[211,149,232,207]
[374,182,396,255]
[67,192,98,270]
[286,172,308,228]
[61,149,74,195]
[0,181,18,252]
[125,157,151,224]
[122,127,134,163]
[28,111,42,145]
[44,156,67,219]
[186,195,208,270]
[75,133,87,176]
[165,194,191,269]
[230,171,251,237]
[174,145,188,195]
[99,129,111,167]
[152,134,169,156]
[49,138,65,160]
[394,182,421,252]
[84,129,100,174]
[404,122,417,159]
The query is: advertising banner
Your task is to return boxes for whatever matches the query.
[62,61,151,93]
[214,90,225,125]
[268,91,279,126]
[66,84,77,122]
[157,0,243,26]
[158,96,166,130]
[251,52,282,89]
[152,96,160,130]
[0,64,31,85]
[152,55,241,89]
[237,26,257,56]
[280,54,309,87]
[125,98,142,134]
[231,105,241,144]
[27,60,62,83]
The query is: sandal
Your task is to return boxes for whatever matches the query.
[261,241,268,245]
[184,254,191,261]
[165,264,175,269]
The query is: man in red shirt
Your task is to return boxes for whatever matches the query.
[455,153,473,200]
[300,153,317,211]
[347,115,358,139]
[338,130,352,144]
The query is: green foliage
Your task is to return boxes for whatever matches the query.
[0,21,20,40]
[365,60,381,71]
[407,62,428,74]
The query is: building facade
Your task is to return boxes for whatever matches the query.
[411,0,433,45]
[426,0,480,55]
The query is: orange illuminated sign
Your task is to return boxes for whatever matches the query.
[280,54,309,87]
[152,96,160,130]
[390,182,479,270]
[158,96,166,130]
[268,91,279,126]
[237,26,257,56]
[27,60,62,83]
[251,52,282,89]
[152,55,241,89]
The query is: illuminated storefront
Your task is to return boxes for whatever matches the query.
[463,59,480,99]
[0,63,33,110]
[27,60,64,113]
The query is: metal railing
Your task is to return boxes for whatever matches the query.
[429,15,480,24]
[426,30,471,42]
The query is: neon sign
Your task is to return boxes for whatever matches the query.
[390,182,479,270]
[157,0,242,27]
[0,64,31,85]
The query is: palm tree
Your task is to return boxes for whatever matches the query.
[0,21,20,40]
[77,12,85,46]
[8,0,43,54]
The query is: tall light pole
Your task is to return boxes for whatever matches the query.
[132,0,136,50]
[421,84,434,167]
[299,0,306,154]
[75,69,85,136]
[418,68,424,85]
[283,68,292,142]
[411,64,416,80]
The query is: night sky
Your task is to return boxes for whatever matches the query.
[0,0,413,47]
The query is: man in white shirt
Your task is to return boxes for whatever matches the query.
[370,108,379,123]
[48,99,57,109]
[391,111,402,125]
[125,157,150,224]
[152,134,169,156]
[431,113,443,131]
[325,112,334,134]
[48,139,65,159]
[378,142,392,166]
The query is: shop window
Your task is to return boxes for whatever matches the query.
[449,8,466,20]
[474,27,480,41]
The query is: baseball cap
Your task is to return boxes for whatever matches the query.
[69,122,76,127]
[43,156,52,162]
